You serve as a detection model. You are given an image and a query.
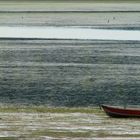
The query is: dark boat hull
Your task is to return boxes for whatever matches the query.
[102,105,140,118]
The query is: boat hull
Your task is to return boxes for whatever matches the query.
[102,105,140,118]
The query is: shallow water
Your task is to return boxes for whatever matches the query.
[0,26,140,40]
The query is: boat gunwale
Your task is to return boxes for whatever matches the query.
[101,104,140,117]
[102,104,140,111]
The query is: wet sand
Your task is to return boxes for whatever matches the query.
[0,39,140,106]
[0,1,140,139]
[0,1,140,12]
[0,1,140,28]
[0,11,140,28]
[0,109,140,139]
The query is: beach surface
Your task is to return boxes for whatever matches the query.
[0,1,140,139]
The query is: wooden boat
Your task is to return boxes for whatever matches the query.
[101,105,140,118]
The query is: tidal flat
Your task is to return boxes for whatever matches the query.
[0,106,139,139]
[0,0,140,139]
[0,1,140,28]
[0,39,140,106]
[0,12,140,28]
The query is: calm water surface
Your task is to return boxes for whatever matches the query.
[0,26,140,40]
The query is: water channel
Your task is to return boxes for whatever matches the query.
[0,26,140,40]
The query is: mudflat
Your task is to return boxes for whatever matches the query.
[0,1,140,28]
[0,106,139,139]
[0,1,140,139]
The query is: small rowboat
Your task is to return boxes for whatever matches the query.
[101,105,140,118]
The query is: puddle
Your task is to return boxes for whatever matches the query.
[0,26,140,41]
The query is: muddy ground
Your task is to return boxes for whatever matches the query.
[0,1,140,28]
[0,40,140,105]
[0,1,140,139]
[0,107,140,140]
